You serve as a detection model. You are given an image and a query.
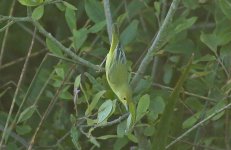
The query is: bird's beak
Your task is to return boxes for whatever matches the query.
[124,104,128,111]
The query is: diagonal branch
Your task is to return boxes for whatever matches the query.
[131,0,181,88]
[32,20,102,71]
[166,101,231,149]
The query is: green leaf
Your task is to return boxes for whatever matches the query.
[200,32,218,54]
[46,38,63,56]
[70,126,81,149]
[136,94,150,121]
[89,21,106,33]
[87,118,97,126]
[74,74,81,89]
[59,90,73,100]
[117,120,127,137]
[16,125,32,135]
[154,2,160,17]
[209,99,227,121]
[97,135,118,140]
[165,39,196,54]
[63,1,77,10]
[127,133,138,143]
[84,72,104,91]
[174,17,197,33]
[182,0,199,9]
[116,13,128,27]
[144,126,155,136]
[113,137,128,150]
[70,114,77,124]
[163,64,173,84]
[21,54,59,104]
[215,19,231,46]
[126,114,132,131]
[185,97,203,112]
[148,96,165,121]
[218,0,231,19]
[7,142,18,150]
[85,0,105,23]
[17,105,37,124]
[121,19,139,46]
[18,0,43,6]
[127,0,146,18]
[55,67,64,79]
[134,77,152,94]
[194,54,216,63]
[73,28,88,50]
[97,100,113,123]
[65,7,76,32]
[32,5,44,20]
[85,90,106,116]
[182,112,200,129]
[55,3,66,11]
[90,136,100,147]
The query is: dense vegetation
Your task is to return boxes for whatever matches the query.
[1,0,231,149]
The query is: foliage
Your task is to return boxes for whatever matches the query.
[0,0,231,150]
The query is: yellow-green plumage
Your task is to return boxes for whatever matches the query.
[105,30,136,125]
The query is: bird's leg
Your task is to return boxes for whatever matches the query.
[96,56,107,72]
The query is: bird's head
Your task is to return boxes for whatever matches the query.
[117,87,132,110]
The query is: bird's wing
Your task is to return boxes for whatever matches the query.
[107,43,129,85]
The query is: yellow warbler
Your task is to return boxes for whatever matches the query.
[105,29,136,126]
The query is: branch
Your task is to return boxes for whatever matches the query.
[166,101,231,149]
[131,0,181,88]
[103,0,113,42]
[0,15,30,22]
[32,21,102,71]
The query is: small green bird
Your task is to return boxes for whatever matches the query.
[105,29,136,127]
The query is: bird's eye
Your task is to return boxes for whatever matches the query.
[123,97,126,100]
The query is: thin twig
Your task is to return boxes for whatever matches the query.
[216,54,230,79]
[0,50,46,70]
[17,22,46,46]
[0,0,16,66]
[153,83,217,102]
[131,0,181,88]
[0,20,15,32]
[0,28,37,148]
[168,136,225,150]
[27,65,75,150]
[166,101,231,149]
[192,90,210,150]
